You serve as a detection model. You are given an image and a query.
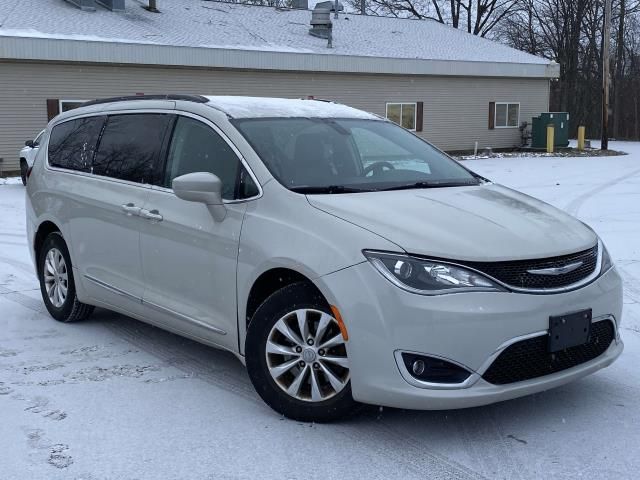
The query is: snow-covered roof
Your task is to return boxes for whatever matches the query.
[0,0,559,78]
[204,96,378,119]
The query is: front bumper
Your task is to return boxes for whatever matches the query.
[318,262,624,410]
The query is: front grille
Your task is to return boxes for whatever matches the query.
[464,245,598,290]
[482,320,614,385]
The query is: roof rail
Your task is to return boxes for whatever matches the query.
[81,94,209,107]
[309,98,335,103]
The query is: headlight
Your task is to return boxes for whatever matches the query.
[363,251,506,295]
[600,241,613,274]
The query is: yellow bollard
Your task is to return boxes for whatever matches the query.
[546,124,555,153]
[577,126,586,150]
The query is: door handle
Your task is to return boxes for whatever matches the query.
[140,208,163,222]
[121,203,142,216]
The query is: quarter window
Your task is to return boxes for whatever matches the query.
[93,114,172,183]
[33,130,45,147]
[386,103,417,130]
[164,116,256,200]
[48,116,105,172]
[495,103,520,128]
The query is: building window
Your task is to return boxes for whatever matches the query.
[386,103,417,131]
[494,103,520,128]
[59,100,88,113]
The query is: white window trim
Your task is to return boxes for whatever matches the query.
[59,99,89,112]
[494,102,520,129]
[386,102,417,131]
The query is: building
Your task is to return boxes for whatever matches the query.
[0,0,559,174]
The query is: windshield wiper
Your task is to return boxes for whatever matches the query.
[380,181,479,191]
[291,185,372,194]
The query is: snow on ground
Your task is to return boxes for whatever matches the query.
[1,141,639,479]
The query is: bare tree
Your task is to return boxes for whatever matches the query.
[351,0,519,36]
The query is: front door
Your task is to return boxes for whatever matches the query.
[139,115,258,351]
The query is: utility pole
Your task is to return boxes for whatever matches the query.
[602,0,612,150]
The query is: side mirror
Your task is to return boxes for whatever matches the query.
[172,172,226,221]
[25,140,35,148]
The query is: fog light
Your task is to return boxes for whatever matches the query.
[412,359,426,376]
[401,352,471,384]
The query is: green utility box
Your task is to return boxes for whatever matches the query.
[531,112,570,149]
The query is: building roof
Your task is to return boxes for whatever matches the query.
[0,0,559,78]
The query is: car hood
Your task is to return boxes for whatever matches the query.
[306,184,597,261]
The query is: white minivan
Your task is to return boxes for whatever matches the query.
[26,95,623,422]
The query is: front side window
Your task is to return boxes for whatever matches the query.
[93,114,172,183]
[233,118,478,193]
[164,116,257,200]
[48,116,105,172]
[386,103,416,130]
[495,103,520,128]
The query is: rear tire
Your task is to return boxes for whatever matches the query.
[38,232,94,323]
[20,160,27,186]
[245,282,357,422]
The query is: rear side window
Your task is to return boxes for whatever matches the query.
[163,116,256,200]
[48,116,105,172]
[93,114,172,184]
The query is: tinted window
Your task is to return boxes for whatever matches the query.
[164,116,255,200]
[48,116,105,172]
[93,114,172,183]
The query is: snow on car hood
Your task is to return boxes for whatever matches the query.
[307,183,597,262]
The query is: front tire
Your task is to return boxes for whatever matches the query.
[20,160,27,186]
[38,232,94,322]
[245,282,357,422]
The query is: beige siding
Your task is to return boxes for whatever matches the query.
[0,61,549,172]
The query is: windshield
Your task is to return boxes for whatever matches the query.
[233,118,480,193]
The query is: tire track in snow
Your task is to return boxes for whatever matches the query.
[0,284,47,314]
[453,409,526,480]
[339,418,488,480]
[564,167,640,216]
[0,255,35,275]
[617,265,640,305]
[103,318,261,404]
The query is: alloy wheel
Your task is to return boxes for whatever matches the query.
[265,308,350,402]
[43,248,68,308]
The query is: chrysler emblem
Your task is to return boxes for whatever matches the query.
[527,261,584,276]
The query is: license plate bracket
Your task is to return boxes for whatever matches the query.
[548,309,592,352]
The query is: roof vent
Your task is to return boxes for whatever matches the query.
[309,4,333,47]
[96,0,125,11]
[64,0,96,11]
[315,1,344,12]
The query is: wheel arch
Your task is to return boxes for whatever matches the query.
[244,268,327,332]
[34,220,62,260]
